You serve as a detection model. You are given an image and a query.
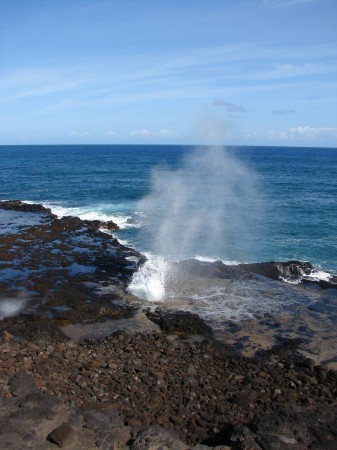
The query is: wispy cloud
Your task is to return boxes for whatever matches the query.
[1,69,94,102]
[2,41,336,113]
[248,61,337,82]
[213,99,248,112]
[272,109,295,115]
[263,0,312,8]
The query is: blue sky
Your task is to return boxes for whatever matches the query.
[1,0,337,146]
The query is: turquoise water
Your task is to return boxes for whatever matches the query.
[1,145,336,272]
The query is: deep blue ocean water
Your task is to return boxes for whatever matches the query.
[1,145,336,273]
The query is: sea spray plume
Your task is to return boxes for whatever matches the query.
[138,146,260,260]
[127,255,169,301]
[129,146,261,301]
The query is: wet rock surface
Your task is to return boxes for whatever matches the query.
[0,201,142,331]
[239,260,337,288]
[146,310,213,336]
[155,258,337,367]
[239,261,314,281]
[178,258,337,288]
[0,200,56,216]
[1,202,337,449]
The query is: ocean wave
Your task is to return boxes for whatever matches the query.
[194,255,241,265]
[30,201,139,230]
[304,268,333,282]
[280,266,334,284]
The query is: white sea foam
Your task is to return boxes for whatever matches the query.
[40,202,137,230]
[304,269,332,282]
[280,277,301,285]
[128,256,169,302]
[195,255,241,265]
[125,256,140,263]
[281,267,333,284]
[194,256,218,263]
[100,231,130,247]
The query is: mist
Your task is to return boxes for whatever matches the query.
[0,293,27,320]
[128,146,262,301]
[138,146,260,261]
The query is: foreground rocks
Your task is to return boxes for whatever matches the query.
[1,201,337,449]
[1,324,337,449]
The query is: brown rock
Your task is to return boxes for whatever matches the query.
[47,422,75,447]
[2,330,14,342]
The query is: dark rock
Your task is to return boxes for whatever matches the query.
[239,260,314,281]
[9,372,38,397]
[178,259,243,280]
[300,357,315,372]
[248,405,337,450]
[252,413,287,435]
[319,279,337,289]
[0,200,55,217]
[47,422,75,447]
[146,309,213,336]
[100,220,120,231]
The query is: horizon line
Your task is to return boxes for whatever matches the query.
[1,143,337,150]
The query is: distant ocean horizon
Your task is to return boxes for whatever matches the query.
[1,144,337,274]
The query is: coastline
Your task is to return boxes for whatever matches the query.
[1,201,337,449]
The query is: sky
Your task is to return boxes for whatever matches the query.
[1,0,337,147]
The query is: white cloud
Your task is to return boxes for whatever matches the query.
[269,126,337,141]
[106,130,118,137]
[70,130,90,137]
[289,126,337,139]
[131,129,154,138]
[130,129,176,139]
[157,129,177,137]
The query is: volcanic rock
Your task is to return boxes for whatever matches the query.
[146,309,213,336]
[47,422,75,447]
[0,200,55,216]
[239,260,314,280]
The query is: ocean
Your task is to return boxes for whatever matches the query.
[1,144,336,273]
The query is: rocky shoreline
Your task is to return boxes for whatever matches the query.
[1,201,337,449]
